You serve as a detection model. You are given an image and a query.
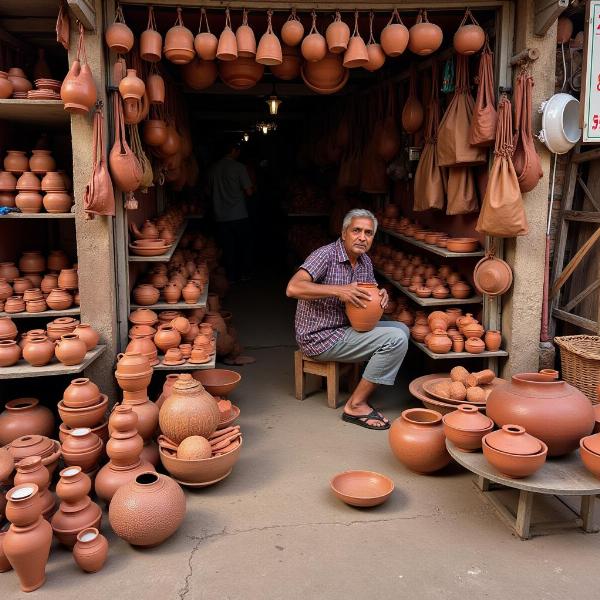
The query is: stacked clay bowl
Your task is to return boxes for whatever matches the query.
[114,352,153,393]
[442,404,494,452]
[5,433,61,476]
[58,378,108,430]
[330,470,394,507]
[579,433,600,479]
[129,239,172,257]
[29,78,62,100]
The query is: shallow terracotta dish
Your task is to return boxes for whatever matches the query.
[330,470,394,507]
[129,244,171,257]
[217,404,241,429]
[193,368,241,396]
[422,376,505,405]
[446,238,480,253]
[409,374,488,415]
[579,438,600,479]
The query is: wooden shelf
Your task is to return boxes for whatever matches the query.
[375,268,482,307]
[410,339,508,360]
[0,307,80,319]
[0,99,69,127]
[380,228,485,259]
[128,221,187,263]
[0,212,75,219]
[0,345,106,379]
[130,284,208,311]
[153,354,216,371]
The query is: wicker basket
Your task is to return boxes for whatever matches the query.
[555,335,600,404]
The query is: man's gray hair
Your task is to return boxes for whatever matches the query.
[342,209,378,234]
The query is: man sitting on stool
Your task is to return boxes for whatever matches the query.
[286,209,409,430]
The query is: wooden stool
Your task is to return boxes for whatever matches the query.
[294,350,361,409]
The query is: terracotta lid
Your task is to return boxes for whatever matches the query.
[7,434,54,459]
[484,425,543,455]
[443,405,493,432]
[473,254,513,297]
[582,433,600,455]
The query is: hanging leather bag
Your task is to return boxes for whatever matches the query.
[512,70,543,193]
[469,41,497,147]
[83,107,115,219]
[446,166,479,215]
[437,55,487,166]
[476,95,529,237]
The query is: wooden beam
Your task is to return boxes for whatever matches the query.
[563,280,600,312]
[534,0,568,37]
[564,211,600,223]
[572,147,600,164]
[67,0,96,31]
[552,308,598,333]
[577,175,600,211]
[0,18,57,34]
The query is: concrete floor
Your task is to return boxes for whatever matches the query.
[8,277,600,599]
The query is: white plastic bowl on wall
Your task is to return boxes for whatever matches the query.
[537,93,581,154]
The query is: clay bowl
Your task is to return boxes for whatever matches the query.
[579,439,600,479]
[481,437,547,478]
[446,237,480,253]
[443,420,494,452]
[217,405,241,429]
[57,394,108,428]
[159,438,242,486]
[330,470,394,508]
[129,243,171,257]
[192,368,241,396]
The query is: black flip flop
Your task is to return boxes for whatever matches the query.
[342,409,391,430]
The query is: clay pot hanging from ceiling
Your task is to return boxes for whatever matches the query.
[365,12,386,72]
[119,69,145,101]
[164,7,195,64]
[302,11,327,62]
[61,25,97,115]
[195,8,218,60]
[380,8,409,57]
[256,10,282,66]
[236,9,256,58]
[473,252,513,297]
[556,16,573,44]
[219,57,264,91]
[281,9,304,46]
[326,11,350,54]
[343,11,369,68]
[402,66,424,133]
[216,8,238,61]
[181,57,218,90]
[147,73,165,104]
[105,6,134,54]
[408,9,443,56]
[141,6,162,62]
[453,9,485,55]
[270,45,301,81]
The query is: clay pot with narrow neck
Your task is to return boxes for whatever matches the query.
[14,456,55,519]
[73,528,108,572]
[119,69,145,100]
[443,405,494,452]
[345,283,383,332]
[484,330,502,352]
[0,398,54,445]
[61,59,97,115]
[61,428,103,472]
[122,394,159,442]
[72,324,99,351]
[126,335,158,366]
[182,281,201,304]
[55,334,87,366]
[63,378,101,408]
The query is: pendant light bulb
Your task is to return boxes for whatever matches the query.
[267,95,282,115]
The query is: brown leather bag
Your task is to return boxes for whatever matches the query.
[512,70,543,193]
[477,95,528,237]
[469,41,497,147]
[437,55,487,167]
[414,63,446,211]
[83,108,115,219]
[447,166,479,215]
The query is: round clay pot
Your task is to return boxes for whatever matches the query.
[3,150,29,174]
[464,337,485,354]
[57,268,78,290]
[408,11,442,56]
[0,398,54,445]
[42,191,72,213]
[22,336,54,367]
[0,191,15,207]
[427,329,452,354]
[115,352,152,387]
[47,250,70,271]
[389,408,450,473]
[13,456,55,518]
[0,316,17,341]
[61,428,102,471]
[72,324,99,351]
[164,17,195,64]
[105,21,134,53]
[13,277,32,295]
[484,330,502,352]
[55,334,87,366]
[219,57,264,91]
[443,405,494,452]
[133,284,160,306]
[126,335,158,366]
[473,255,513,297]
[181,57,217,90]
[28,150,55,174]
[119,69,145,100]
[40,171,65,192]
[281,17,304,47]
[15,191,42,213]
[129,308,158,326]
[380,13,409,57]
[73,528,108,573]
[60,59,97,114]
[194,31,218,61]
[63,378,101,408]
[462,322,485,339]
[271,44,302,80]
[345,283,384,332]
[0,339,21,366]
[142,119,168,147]
[0,71,14,99]
[487,373,595,456]
[154,325,181,353]
[162,282,181,304]
[454,23,485,55]
[18,251,44,274]
[326,15,350,54]
[181,281,201,304]
[109,472,185,546]
[0,278,12,300]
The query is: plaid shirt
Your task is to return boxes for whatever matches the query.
[294,238,376,356]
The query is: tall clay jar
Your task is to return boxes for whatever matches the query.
[73,527,108,573]
[388,408,451,473]
[3,483,53,592]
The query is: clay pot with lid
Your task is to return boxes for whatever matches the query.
[326,11,350,54]
[380,9,409,57]
[487,373,594,456]
[109,471,185,547]
[129,308,158,326]
[22,336,54,367]
[464,337,485,354]
[0,71,13,98]
[164,8,195,64]
[129,324,156,339]
[345,283,383,332]
[72,324,99,351]
[162,282,181,304]
[0,398,54,445]
[484,330,502,351]
[55,334,87,366]
[182,281,201,304]
[443,405,494,452]
[389,408,451,473]
[63,378,101,409]
[408,10,442,56]
[3,483,53,592]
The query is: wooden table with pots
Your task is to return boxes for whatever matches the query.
[447,440,600,539]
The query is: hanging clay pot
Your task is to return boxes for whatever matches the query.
[380,8,409,57]
[236,9,256,58]
[281,9,304,46]
[164,7,195,64]
[402,66,424,133]
[61,25,97,115]
[326,11,350,54]
[270,45,301,81]
[345,283,384,332]
[195,8,218,60]
[343,11,368,68]
[141,6,162,62]
[141,119,166,147]
[105,6,134,54]
[216,8,238,61]
[454,9,485,55]
[146,73,165,104]
[256,10,282,66]
[302,11,327,62]
[182,57,218,90]
[119,69,145,101]
[408,9,442,56]
[365,13,385,73]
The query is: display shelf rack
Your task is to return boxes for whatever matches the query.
[379,228,485,259]
[0,99,69,126]
[130,284,208,311]
[128,221,187,263]
[410,339,508,360]
[153,354,216,371]
[0,345,106,379]
[0,212,75,219]
[0,307,80,319]
[375,268,482,307]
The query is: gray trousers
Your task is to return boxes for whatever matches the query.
[314,321,409,386]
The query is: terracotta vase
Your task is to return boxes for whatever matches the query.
[109,471,185,546]
[63,378,101,408]
[122,394,159,442]
[55,334,87,366]
[442,405,494,452]
[427,329,452,354]
[73,528,108,573]
[389,408,451,473]
[182,281,201,304]
[119,69,145,100]
[162,282,181,304]
[61,59,97,115]
[14,456,55,519]
[487,373,595,456]
[159,374,220,443]
[0,398,54,445]
[22,336,55,367]
[345,283,384,332]
[72,324,99,351]
[484,330,502,352]
[3,484,53,592]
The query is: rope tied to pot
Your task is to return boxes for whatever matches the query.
[352,10,361,39]
[309,10,319,34]
[198,7,211,33]
[146,5,157,31]
[367,11,376,45]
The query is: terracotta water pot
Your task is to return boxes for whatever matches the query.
[119,69,145,100]
[281,14,304,47]
[216,11,238,62]
[442,405,494,452]
[4,150,29,174]
[58,268,78,290]
[132,284,160,306]
[408,10,442,56]
[484,330,502,352]
[0,398,54,445]
[219,57,264,90]
[22,336,54,367]
[0,171,17,192]
[380,9,409,57]
[427,329,452,354]
[164,8,195,64]
[3,484,53,592]
[105,21,134,53]
[109,472,185,547]
[236,12,256,58]
[28,150,55,174]
[55,334,87,366]
[47,249,70,271]
[181,58,217,90]
[182,281,201,304]
[345,283,383,332]
[13,277,32,294]
[301,31,327,62]
[389,408,451,473]
[72,324,99,351]
[487,373,594,456]
[0,338,20,366]
[122,394,159,442]
[42,192,72,213]
[141,6,162,62]
[7,69,31,94]
[326,12,350,53]
[61,427,102,471]
[73,528,108,573]
[14,456,55,518]
[61,60,97,115]
[63,378,101,408]
[40,171,64,192]
[0,316,17,340]
[162,282,182,304]
[0,71,13,99]
[15,191,43,213]
[45,288,73,310]
[154,325,181,352]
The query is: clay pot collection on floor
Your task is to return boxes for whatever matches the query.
[0,148,73,213]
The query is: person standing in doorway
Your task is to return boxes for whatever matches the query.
[209,140,254,283]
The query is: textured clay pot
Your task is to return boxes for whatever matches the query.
[345,283,383,332]
[442,405,494,452]
[389,408,451,473]
[55,334,87,366]
[73,528,108,573]
[0,398,54,445]
[159,374,220,443]
[487,373,594,456]
[3,484,53,592]
[46,288,73,310]
[109,472,186,546]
